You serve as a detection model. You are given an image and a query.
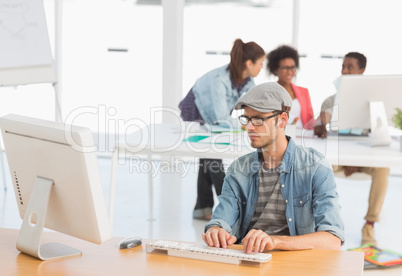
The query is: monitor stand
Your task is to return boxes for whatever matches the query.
[16,177,82,261]
[370,101,391,146]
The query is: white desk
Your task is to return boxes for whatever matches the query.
[109,122,254,223]
[299,133,402,168]
[109,123,402,223]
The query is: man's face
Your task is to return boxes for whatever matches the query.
[341,57,365,75]
[244,106,279,149]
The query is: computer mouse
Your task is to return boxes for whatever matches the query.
[119,236,142,249]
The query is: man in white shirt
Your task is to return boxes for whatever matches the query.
[314,52,389,246]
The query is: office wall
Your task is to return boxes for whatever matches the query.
[1,0,401,134]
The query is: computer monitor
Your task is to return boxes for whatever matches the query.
[334,74,402,146]
[0,114,112,260]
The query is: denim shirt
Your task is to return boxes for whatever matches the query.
[205,137,345,244]
[192,65,255,127]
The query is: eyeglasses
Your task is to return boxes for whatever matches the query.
[238,113,280,126]
[278,66,297,71]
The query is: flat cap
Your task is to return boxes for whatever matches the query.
[234,82,292,113]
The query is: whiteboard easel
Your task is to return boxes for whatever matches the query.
[0,0,61,120]
[0,0,62,190]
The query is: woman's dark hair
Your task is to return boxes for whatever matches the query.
[228,38,265,85]
[266,45,299,75]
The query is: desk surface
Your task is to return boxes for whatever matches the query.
[299,135,402,168]
[119,123,402,168]
[119,122,254,159]
[0,228,364,276]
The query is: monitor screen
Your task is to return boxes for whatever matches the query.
[0,114,111,260]
[336,74,402,129]
[334,74,402,145]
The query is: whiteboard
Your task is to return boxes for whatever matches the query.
[0,0,55,86]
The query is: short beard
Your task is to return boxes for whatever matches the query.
[250,127,278,150]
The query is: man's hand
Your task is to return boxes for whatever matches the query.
[344,166,359,176]
[241,229,275,254]
[314,124,328,138]
[202,226,237,249]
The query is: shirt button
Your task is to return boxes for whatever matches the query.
[281,184,285,188]
[288,218,292,222]
[300,201,303,204]
[285,200,288,203]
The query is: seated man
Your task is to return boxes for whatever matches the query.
[314,52,389,246]
[202,82,344,253]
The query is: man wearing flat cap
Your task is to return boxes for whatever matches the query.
[202,82,344,253]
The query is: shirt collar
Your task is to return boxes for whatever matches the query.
[252,136,294,174]
[279,136,295,173]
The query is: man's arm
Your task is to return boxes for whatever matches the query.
[314,111,331,138]
[314,94,336,138]
[203,156,254,246]
[241,229,341,254]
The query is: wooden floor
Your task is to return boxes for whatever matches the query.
[1,155,401,275]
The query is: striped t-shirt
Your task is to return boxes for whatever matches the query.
[248,154,290,236]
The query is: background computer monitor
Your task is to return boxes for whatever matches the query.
[336,74,402,128]
[0,114,111,260]
[334,74,402,145]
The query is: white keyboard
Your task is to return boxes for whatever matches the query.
[146,240,272,266]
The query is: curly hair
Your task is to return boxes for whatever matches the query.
[266,45,299,75]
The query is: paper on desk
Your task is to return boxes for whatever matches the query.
[204,124,243,133]
[183,133,243,145]
[182,135,210,143]
[198,132,243,145]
